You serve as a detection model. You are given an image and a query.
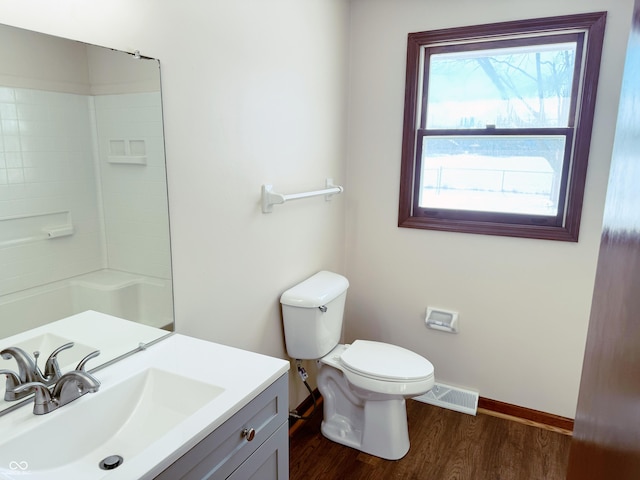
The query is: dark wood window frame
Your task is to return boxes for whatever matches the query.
[398,12,607,241]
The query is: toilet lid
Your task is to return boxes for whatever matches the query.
[340,340,434,382]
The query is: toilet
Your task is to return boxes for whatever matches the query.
[280,270,434,460]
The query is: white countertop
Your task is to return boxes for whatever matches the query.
[0,318,289,479]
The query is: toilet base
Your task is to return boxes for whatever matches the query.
[321,398,410,460]
[318,363,411,460]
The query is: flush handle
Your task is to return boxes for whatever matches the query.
[241,428,256,442]
[319,305,327,313]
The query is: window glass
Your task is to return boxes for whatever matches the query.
[425,42,578,129]
[418,135,567,216]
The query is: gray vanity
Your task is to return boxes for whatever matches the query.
[156,374,288,480]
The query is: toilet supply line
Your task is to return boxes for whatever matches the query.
[288,360,318,421]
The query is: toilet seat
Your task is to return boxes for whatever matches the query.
[322,340,434,396]
[340,340,434,382]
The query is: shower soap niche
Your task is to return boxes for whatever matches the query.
[107,139,147,165]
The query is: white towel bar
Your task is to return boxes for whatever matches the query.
[261,178,343,213]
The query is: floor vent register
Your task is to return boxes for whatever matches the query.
[413,382,479,416]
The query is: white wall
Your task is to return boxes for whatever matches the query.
[345,0,633,417]
[0,0,350,408]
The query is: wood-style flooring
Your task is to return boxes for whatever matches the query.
[289,399,571,480]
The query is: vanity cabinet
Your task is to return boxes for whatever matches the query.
[155,374,288,480]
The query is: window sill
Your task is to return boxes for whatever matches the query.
[398,215,579,242]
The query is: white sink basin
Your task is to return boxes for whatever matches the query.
[0,369,223,476]
[0,333,289,480]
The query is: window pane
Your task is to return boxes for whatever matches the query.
[426,42,577,129]
[418,135,566,216]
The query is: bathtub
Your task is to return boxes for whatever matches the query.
[0,270,173,338]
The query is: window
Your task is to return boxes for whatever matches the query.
[398,13,607,241]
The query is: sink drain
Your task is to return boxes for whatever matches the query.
[99,455,124,470]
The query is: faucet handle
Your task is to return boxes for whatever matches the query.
[44,342,74,380]
[0,369,26,401]
[13,382,56,415]
[0,369,19,383]
[75,350,100,372]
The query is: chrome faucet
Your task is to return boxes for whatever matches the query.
[1,342,75,401]
[13,370,101,415]
[11,350,101,415]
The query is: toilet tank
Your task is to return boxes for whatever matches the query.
[280,271,349,360]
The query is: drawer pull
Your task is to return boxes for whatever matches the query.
[241,428,256,442]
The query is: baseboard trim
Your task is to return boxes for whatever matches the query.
[478,397,574,436]
[288,390,574,437]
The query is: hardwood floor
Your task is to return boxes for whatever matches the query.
[289,399,571,480]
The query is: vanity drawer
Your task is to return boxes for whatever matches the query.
[155,374,287,480]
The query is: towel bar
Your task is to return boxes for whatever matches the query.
[261,178,343,213]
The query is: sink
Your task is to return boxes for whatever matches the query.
[0,332,289,480]
[0,368,224,479]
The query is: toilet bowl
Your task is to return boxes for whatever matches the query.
[280,271,435,460]
[318,341,434,459]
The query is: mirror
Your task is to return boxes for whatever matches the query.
[0,24,174,412]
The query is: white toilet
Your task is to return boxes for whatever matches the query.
[281,270,434,460]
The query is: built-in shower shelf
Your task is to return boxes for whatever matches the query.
[0,211,74,246]
[108,155,147,165]
[107,139,147,165]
